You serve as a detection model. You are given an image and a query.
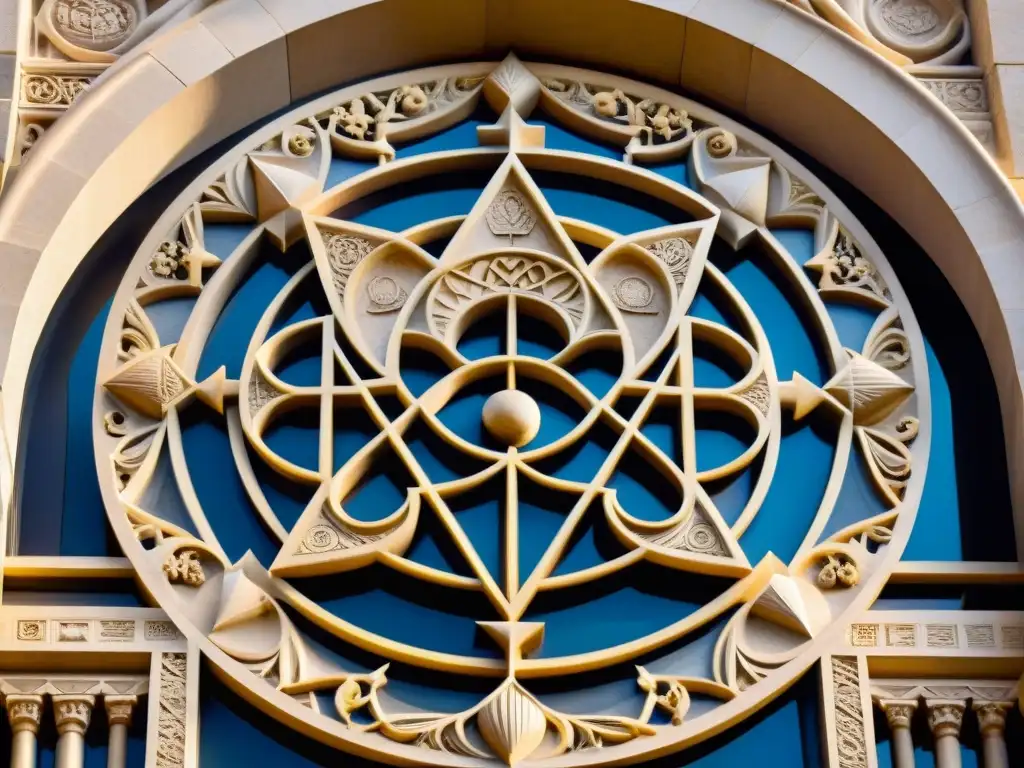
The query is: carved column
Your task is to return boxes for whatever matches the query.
[53,695,94,768]
[5,694,44,768]
[880,699,918,768]
[974,702,1013,768]
[926,700,965,768]
[104,695,137,768]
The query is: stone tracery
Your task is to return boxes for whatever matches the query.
[89,57,931,766]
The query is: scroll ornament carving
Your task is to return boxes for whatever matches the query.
[646,238,692,290]
[319,78,482,144]
[322,233,375,300]
[163,550,205,587]
[333,665,661,763]
[23,73,92,106]
[859,417,918,504]
[111,423,159,491]
[542,79,693,146]
[806,226,892,307]
[157,653,188,768]
[831,657,868,768]
[920,79,987,114]
[864,317,910,370]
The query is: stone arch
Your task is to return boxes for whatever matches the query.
[1,0,1021,551]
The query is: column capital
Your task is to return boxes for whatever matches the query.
[53,694,95,736]
[5,694,44,734]
[973,700,1014,735]
[879,698,918,730]
[925,699,966,739]
[104,694,138,727]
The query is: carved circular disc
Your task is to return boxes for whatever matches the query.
[482,389,542,447]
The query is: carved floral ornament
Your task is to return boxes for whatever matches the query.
[91,58,930,766]
[787,0,971,66]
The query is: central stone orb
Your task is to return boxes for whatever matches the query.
[482,389,542,448]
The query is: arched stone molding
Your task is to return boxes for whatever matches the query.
[1,0,1023,567]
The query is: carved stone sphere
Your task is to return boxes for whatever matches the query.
[482,390,541,448]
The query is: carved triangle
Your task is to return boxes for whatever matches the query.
[439,155,586,271]
[607,482,750,578]
[751,574,824,638]
[270,472,418,578]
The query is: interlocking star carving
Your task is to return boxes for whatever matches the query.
[253,152,759,626]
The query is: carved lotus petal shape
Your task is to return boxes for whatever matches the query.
[478,680,547,765]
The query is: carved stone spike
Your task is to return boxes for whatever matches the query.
[824,351,914,426]
[484,53,541,115]
[104,348,192,419]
